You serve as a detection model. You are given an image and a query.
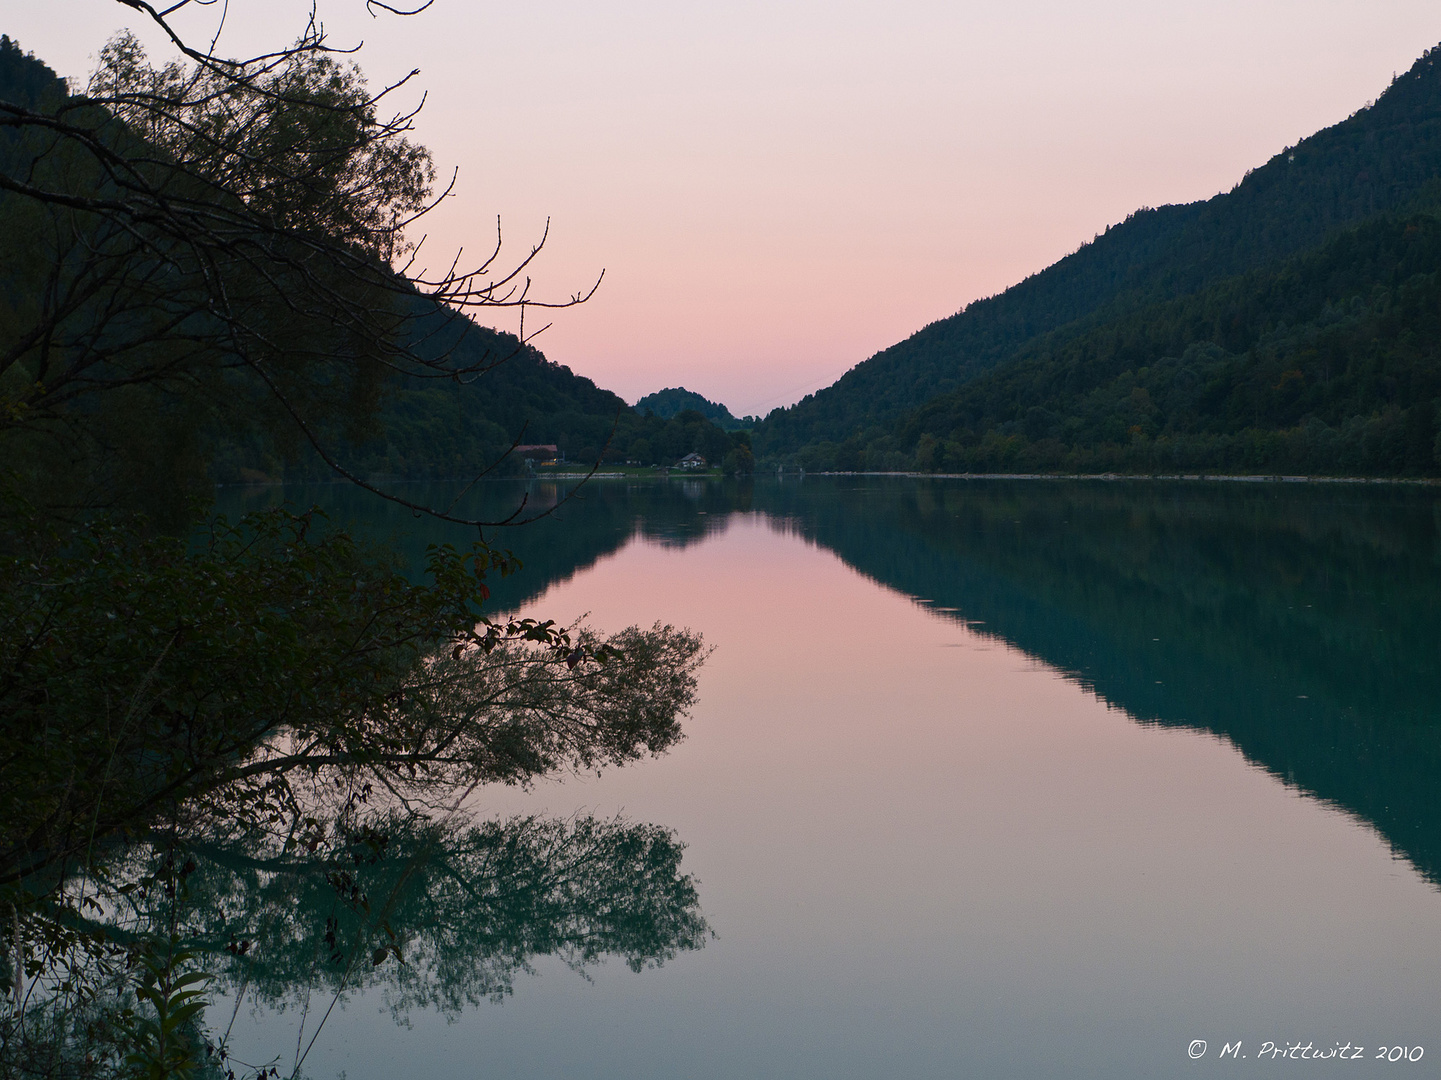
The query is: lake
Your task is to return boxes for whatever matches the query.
[218,475,1441,1078]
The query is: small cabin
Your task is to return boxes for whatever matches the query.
[677,453,707,469]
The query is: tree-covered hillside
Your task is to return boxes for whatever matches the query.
[801,210,1441,476]
[755,43,1441,459]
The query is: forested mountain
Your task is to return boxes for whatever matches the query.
[635,387,751,429]
[919,212,1441,474]
[809,210,1441,475]
[755,43,1441,463]
[0,37,750,486]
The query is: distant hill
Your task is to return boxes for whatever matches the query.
[635,387,751,430]
[755,43,1441,463]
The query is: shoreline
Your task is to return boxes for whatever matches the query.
[216,470,1441,487]
[792,471,1441,485]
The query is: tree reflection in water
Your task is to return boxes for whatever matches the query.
[86,809,706,1071]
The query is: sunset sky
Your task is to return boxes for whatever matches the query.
[10,1,1441,415]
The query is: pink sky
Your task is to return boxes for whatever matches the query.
[10,2,1441,415]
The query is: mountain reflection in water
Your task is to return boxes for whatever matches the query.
[228,476,1441,891]
[762,478,1441,885]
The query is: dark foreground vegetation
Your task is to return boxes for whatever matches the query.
[1,14,708,1079]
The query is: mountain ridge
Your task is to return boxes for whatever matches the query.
[754,43,1441,458]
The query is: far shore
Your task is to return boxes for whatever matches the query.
[216,469,1441,487]
[791,471,1441,485]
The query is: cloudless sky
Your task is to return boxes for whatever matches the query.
[7,2,1441,415]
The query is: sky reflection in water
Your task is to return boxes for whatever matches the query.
[222,478,1441,1079]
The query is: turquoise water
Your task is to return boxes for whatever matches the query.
[219,477,1441,1078]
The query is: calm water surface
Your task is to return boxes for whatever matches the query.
[220,477,1441,1079]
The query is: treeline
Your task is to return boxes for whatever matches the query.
[755,42,1441,468]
